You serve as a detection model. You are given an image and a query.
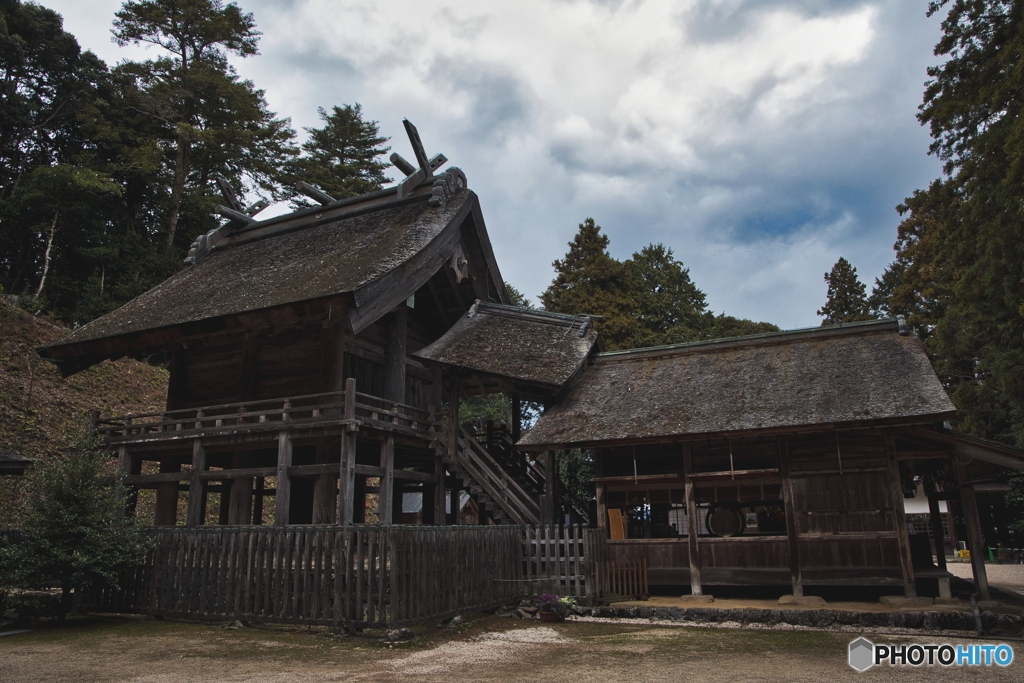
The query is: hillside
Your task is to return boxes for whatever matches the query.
[1,299,167,525]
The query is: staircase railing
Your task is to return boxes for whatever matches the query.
[451,427,541,526]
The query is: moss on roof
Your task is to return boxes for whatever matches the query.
[42,191,474,352]
[519,321,956,448]
[413,303,599,388]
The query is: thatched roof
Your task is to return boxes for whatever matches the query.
[40,187,493,373]
[413,303,600,391]
[518,319,957,449]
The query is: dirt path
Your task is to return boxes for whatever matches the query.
[1,615,1020,682]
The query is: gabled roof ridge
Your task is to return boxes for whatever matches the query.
[475,302,591,328]
[598,317,905,362]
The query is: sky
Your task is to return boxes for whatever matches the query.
[43,0,947,330]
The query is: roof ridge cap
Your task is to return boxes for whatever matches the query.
[597,318,902,362]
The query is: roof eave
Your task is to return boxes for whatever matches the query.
[515,411,958,452]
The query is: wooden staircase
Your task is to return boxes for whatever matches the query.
[438,426,545,525]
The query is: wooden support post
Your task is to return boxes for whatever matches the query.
[252,477,265,525]
[594,453,607,533]
[682,443,702,596]
[779,436,803,597]
[312,441,336,524]
[338,377,357,526]
[227,450,252,525]
[447,370,460,459]
[511,392,522,444]
[155,456,180,526]
[885,436,917,597]
[186,440,206,527]
[542,451,556,527]
[955,460,991,601]
[433,444,446,526]
[924,476,951,599]
[379,435,395,525]
[352,476,366,523]
[275,431,292,526]
[385,307,408,403]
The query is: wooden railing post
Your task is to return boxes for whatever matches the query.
[337,377,357,527]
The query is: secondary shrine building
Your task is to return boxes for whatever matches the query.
[38,121,1024,600]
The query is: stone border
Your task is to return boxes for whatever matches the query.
[573,605,1023,636]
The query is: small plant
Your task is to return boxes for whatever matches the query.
[536,593,576,618]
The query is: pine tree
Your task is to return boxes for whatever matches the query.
[112,0,296,252]
[625,243,707,347]
[817,257,874,326]
[2,434,151,623]
[283,104,389,208]
[540,218,638,350]
[885,1,1024,443]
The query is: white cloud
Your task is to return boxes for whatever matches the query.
[42,0,945,330]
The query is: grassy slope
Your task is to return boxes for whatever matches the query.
[0,299,167,524]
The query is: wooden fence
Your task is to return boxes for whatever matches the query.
[521,525,606,603]
[83,525,523,627]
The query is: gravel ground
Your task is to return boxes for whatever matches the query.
[2,616,1021,683]
[947,561,1024,595]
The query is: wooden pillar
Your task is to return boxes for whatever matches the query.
[924,475,952,599]
[885,436,917,597]
[337,377,357,526]
[252,477,265,525]
[165,346,189,410]
[275,431,292,526]
[352,477,366,523]
[594,452,607,532]
[448,487,460,525]
[227,451,252,525]
[312,441,336,524]
[682,442,702,596]
[511,392,522,444]
[186,440,206,527]
[433,446,446,526]
[378,435,395,525]
[779,436,803,597]
[155,458,180,525]
[541,451,556,526]
[955,461,991,601]
[385,308,408,403]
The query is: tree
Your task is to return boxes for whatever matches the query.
[816,257,874,325]
[283,104,389,208]
[540,218,638,350]
[112,0,295,252]
[2,434,150,623]
[505,282,533,308]
[703,313,780,339]
[881,1,1024,444]
[0,1,111,303]
[625,243,707,347]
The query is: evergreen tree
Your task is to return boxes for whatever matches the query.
[283,104,389,208]
[0,1,111,304]
[886,1,1024,443]
[112,0,296,252]
[540,218,638,350]
[816,257,874,326]
[504,282,533,308]
[625,243,707,347]
[703,313,780,339]
[2,434,150,623]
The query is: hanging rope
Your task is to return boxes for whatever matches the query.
[633,446,638,484]
[729,439,735,479]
